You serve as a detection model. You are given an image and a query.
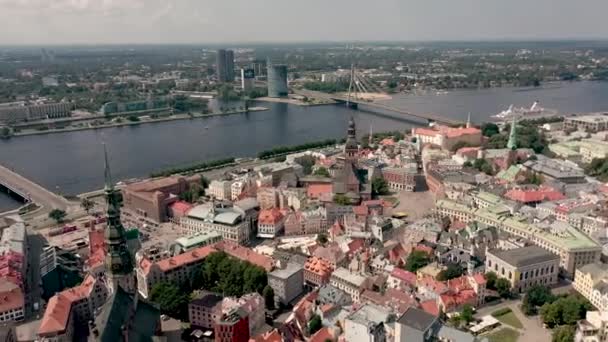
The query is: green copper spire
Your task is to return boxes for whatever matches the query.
[507,117,518,150]
[102,145,133,276]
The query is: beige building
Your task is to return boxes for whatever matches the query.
[486,246,560,293]
[329,267,369,302]
[207,180,233,201]
[564,114,608,133]
[574,263,608,312]
[436,199,602,278]
[179,203,251,245]
[576,310,608,342]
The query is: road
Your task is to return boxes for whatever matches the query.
[0,164,70,216]
[476,300,551,342]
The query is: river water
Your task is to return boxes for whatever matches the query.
[1,81,608,211]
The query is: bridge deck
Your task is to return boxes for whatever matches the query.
[294,89,463,126]
[0,164,69,213]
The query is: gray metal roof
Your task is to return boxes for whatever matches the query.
[488,246,559,267]
[397,307,437,332]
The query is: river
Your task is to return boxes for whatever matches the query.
[1,81,608,211]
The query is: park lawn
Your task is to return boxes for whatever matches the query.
[492,310,524,329]
[485,327,520,342]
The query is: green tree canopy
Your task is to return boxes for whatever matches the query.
[485,272,497,290]
[313,167,331,178]
[197,251,268,297]
[263,285,275,310]
[80,198,94,214]
[372,177,390,197]
[308,314,323,334]
[481,123,500,137]
[404,250,431,272]
[49,209,67,223]
[552,325,575,342]
[150,282,191,320]
[495,278,511,298]
[437,264,465,281]
[333,194,350,205]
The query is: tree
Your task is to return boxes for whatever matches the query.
[308,314,322,334]
[150,282,190,320]
[263,285,275,310]
[552,325,575,342]
[404,250,431,272]
[317,233,328,245]
[481,123,500,137]
[199,175,210,189]
[372,177,389,197]
[523,285,556,315]
[313,167,330,178]
[127,115,140,122]
[80,198,94,214]
[333,194,350,205]
[0,127,11,139]
[540,295,592,328]
[450,141,473,152]
[495,278,511,298]
[485,272,497,290]
[460,304,475,324]
[437,264,464,281]
[49,209,67,223]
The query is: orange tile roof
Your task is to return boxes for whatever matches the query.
[307,184,333,199]
[38,274,97,335]
[504,186,565,203]
[304,257,334,277]
[215,241,274,272]
[169,201,193,215]
[420,299,440,317]
[88,229,105,255]
[309,327,334,342]
[413,126,481,138]
[249,329,282,342]
[258,208,284,225]
[156,245,217,272]
[0,284,23,314]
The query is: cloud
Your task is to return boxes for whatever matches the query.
[0,0,147,13]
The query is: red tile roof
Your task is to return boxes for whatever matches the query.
[0,284,23,314]
[169,201,193,216]
[88,229,105,255]
[390,268,417,286]
[38,274,98,335]
[307,184,333,199]
[156,245,217,273]
[309,327,334,342]
[304,257,334,277]
[504,186,565,203]
[215,241,275,272]
[420,300,440,316]
[413,126,481,139]
[250,329,282,342]
[258,208,284,225]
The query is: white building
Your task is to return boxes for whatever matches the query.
[207,180,233,201]
[329,267,368,302]
[179,203,251,245]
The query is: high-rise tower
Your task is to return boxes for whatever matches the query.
[102,144,135,294]
[216,49,235,82]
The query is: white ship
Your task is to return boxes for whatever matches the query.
[492,101,557,120]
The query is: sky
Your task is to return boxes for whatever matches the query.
[0,0,607,45]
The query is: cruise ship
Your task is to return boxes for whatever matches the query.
[492,101,558,120]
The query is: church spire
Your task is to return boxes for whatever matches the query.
[102,145,134,293]
[103,143,113,191]
[466,112,472,129]
[344,117,358,160]
[507,117,518,150]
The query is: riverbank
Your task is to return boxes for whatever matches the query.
[256,96,335,106]
[7,107,268,138]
